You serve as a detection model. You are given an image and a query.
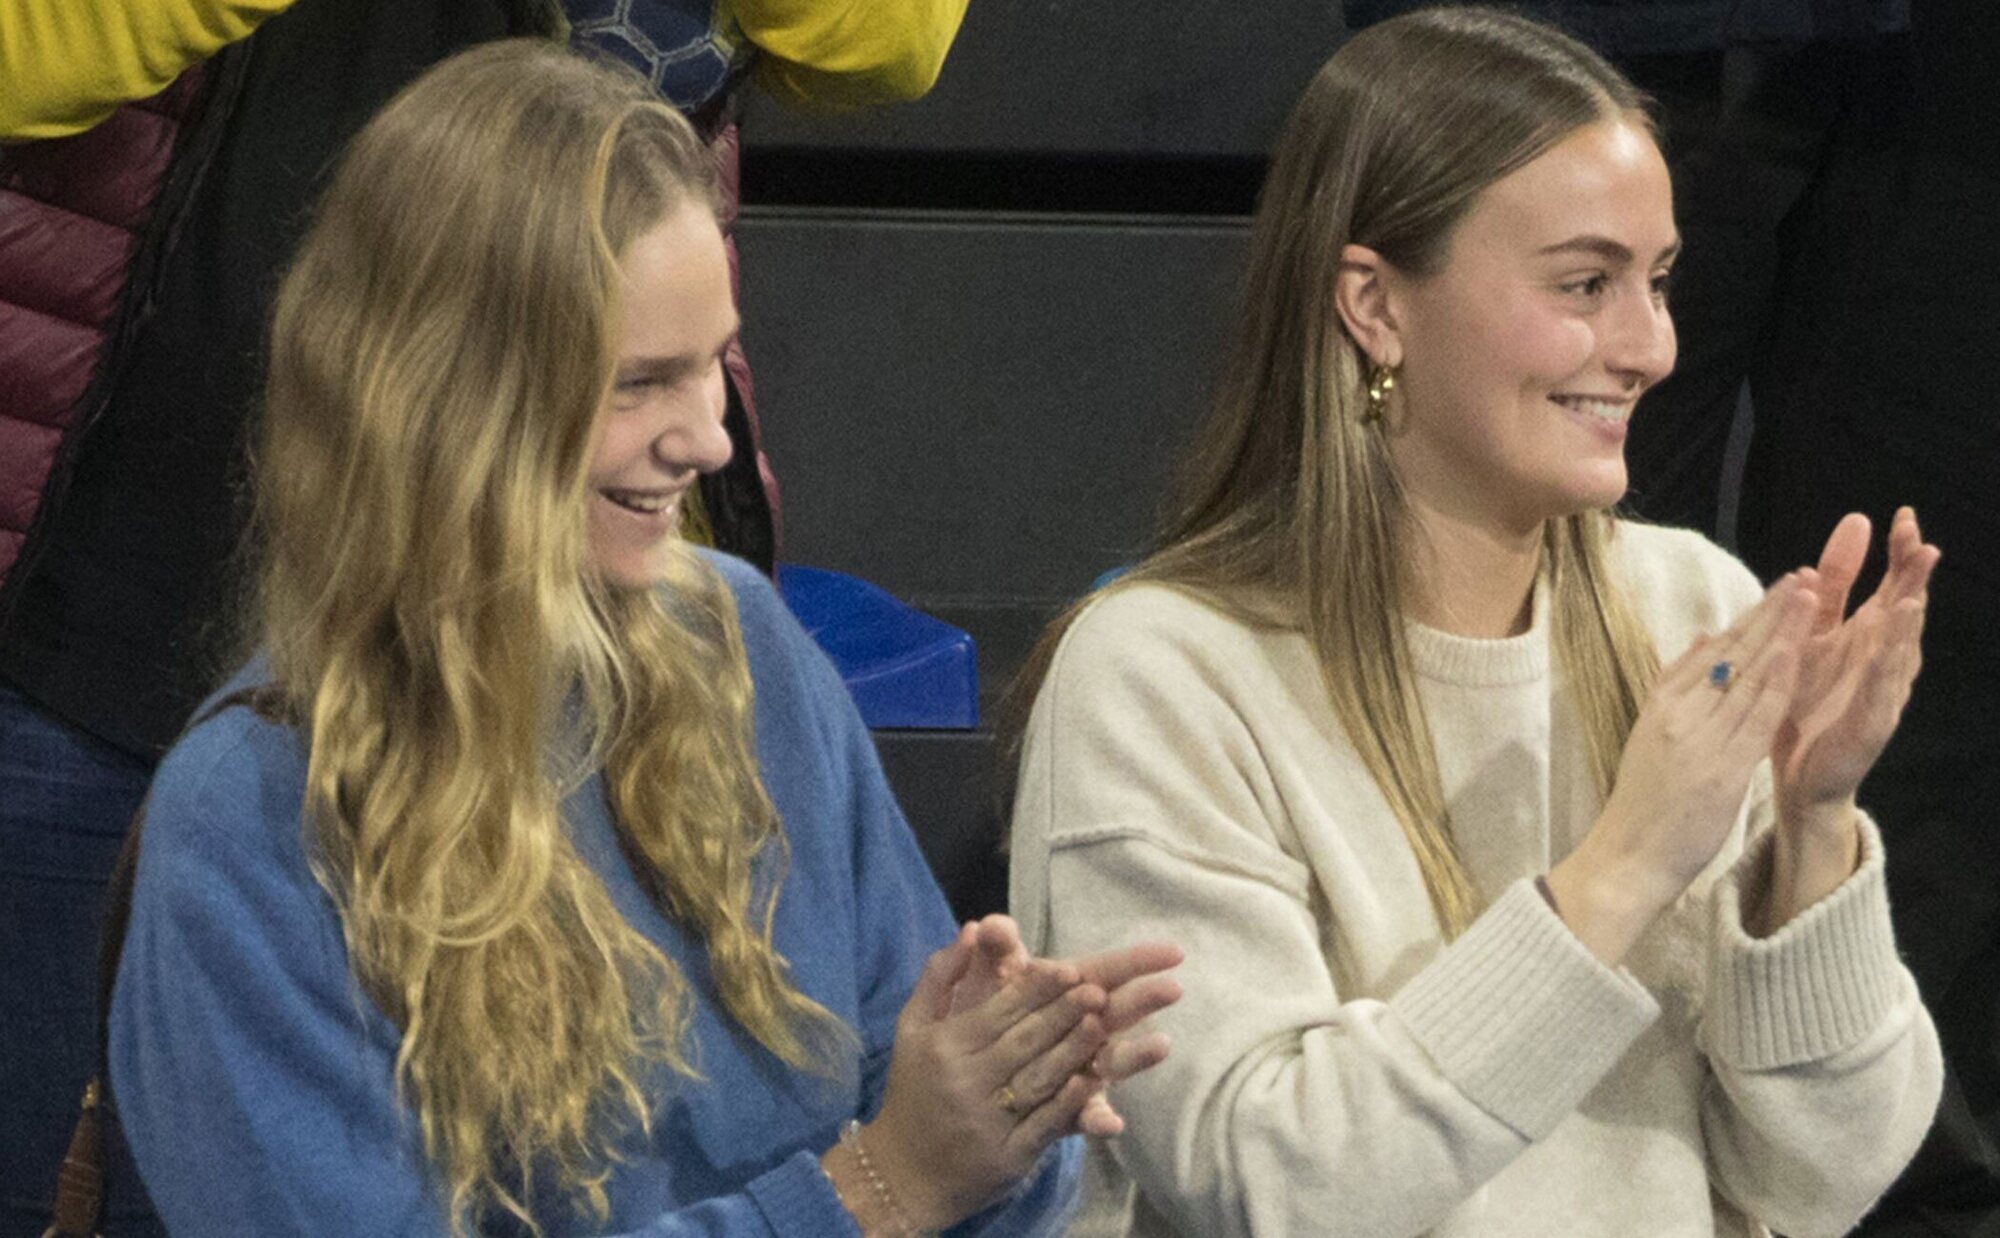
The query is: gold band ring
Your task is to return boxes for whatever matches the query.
[997,1084,1025,1116]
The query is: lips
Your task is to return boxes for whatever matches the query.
[1550,395,1633,423]
[601,487,678,515]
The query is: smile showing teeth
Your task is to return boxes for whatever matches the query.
[1552,395,1631,422]
[603,489,675,514]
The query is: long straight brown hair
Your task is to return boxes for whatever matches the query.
[256,41,846,1233]
[1013,7,1662,938]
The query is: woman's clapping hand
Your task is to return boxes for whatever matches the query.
[839,917,1181,1230]
[1550,569,1819,963]
[948,916,1182,1136]
[1757,507,1939,929]
[1775,507,1938,822]
[1551,507,1940,960]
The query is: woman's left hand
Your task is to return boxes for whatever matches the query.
[1777,507,1940,820]
[1756,508,1939,933]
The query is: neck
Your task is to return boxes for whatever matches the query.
[1401,498,1544,638]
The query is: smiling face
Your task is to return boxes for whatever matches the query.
[587,201,737,588]
[1381,116,1679,535]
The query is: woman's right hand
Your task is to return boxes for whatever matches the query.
[834,926,1179,1231]
[1548,570,1820,965]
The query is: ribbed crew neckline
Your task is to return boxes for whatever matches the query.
[1403,572,1551,687]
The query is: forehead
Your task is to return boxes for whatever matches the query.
[1450,118,1675,260]
[614,203,734,351]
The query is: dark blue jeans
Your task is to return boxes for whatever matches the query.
[0,683,164,1236]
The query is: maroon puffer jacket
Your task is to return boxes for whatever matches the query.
[0,70,213,596]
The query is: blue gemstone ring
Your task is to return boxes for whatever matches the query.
[1708,660,1735,690]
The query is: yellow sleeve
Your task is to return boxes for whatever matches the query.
[0,0,296,139]
[723,0,970,110]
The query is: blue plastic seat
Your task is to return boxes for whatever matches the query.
[776,565,979,730]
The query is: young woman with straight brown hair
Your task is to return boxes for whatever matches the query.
[1010,8,1942,1235]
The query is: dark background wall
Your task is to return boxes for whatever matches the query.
[736,1,1347,707]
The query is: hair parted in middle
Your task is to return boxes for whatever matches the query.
[253,39,848,1234]
[1013,6,1664,938]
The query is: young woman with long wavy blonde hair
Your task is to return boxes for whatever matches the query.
[1010,8,1943,1235]
[106,40,1182,1237]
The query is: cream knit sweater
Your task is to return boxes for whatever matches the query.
[1010,522,1941,1238]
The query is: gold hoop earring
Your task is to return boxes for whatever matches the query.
[1364,361,1399,423]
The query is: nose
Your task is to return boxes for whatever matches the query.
[657,361,735,476]
[1605,284,1676,391]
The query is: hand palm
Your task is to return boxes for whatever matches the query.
[1775,510,1938,812]
[1778,608,1892,805]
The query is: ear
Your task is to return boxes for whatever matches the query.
[1334,243,1404,368]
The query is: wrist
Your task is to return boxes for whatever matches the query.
[846,1119,948,1235]
[1756,799,1861,936]
[1779,792,1858,842]
[1547,833,1677,966]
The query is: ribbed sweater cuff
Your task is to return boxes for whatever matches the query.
[1390,879,1659,1139]
[1707,814,1907,1070]
[745,1148,862,1237]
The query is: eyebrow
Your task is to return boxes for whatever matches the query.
[615,318,741,377]
[1537,235,1682,264]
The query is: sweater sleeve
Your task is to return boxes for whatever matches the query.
[1010,594,1662,1237]
[107,721,866,1237]
[0,0,294,139]
[723,0,969,109]
[1696,808,1944,1236]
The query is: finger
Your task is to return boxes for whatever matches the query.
[964,958,1088,1047]
[1075,1091,1125,1138]
[1869,508,1932,609]
[911,934,975,1026]
[1866,599,1928,718]
[1826,601,1925,775]
[1094,1029,1173,1083]
[1005,1073,1097,1165]
[1725,634,1802,756]
[1071,941,1184,993]
[1699,572,1814,711]
[1718,580,1817,752]
[1659,631,1724,695]
[1100,973,1184,1035]
[972,914,1026,960]
[970,915,1029,983]
[1812,513,1871,631]
[1892,542,1942,608]
[982,983,1107,1082]
[1667,570,1805,695]
[1002,1010,1108,1114]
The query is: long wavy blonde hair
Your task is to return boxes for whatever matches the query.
[1014,8,1662,938]
[255,40,846,1232]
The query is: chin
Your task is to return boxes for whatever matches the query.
[592,547,675,591]
[1561,467,1630,515]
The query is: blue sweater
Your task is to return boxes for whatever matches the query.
[109,552,1079,1236]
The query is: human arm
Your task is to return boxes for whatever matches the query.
[1538,524,1942,1232]
[717,551,1117,1235]
[1693,798,1944,1237]
[727,0,969,109]
[1545,570,1820,963]
[1757,506,1940,931]
[1683,509,1945,1233]
[1008,590,1663,1237]
[0,0,295,139]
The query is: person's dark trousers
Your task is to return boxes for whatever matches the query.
[1625,17,2000,1236]
[0,684,163,1236]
